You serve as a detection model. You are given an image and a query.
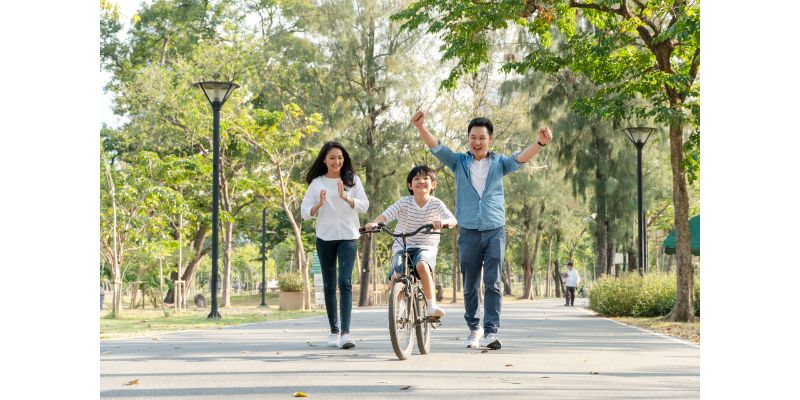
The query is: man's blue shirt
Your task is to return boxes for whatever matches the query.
[430,141,524,231]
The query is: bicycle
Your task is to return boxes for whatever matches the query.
[359,222,449,360]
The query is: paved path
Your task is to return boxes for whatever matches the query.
[100,299,699,399]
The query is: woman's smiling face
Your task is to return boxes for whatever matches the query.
[324,148,344,174]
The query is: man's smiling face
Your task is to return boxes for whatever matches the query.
[468,126,493,159]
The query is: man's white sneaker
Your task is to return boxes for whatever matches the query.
[480,333,502,350]
[464,328,483,348]
[327,333,340,347]
[426,305,445,319]
[340,334,356,349]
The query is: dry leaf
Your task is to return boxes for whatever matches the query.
[124,379,139,386]
[378,381,391,384]
[590,371,599,375]
[481,350,488,353]
[539,376,550,379]
[504,364,513,367]
[152,337,160,341]
[241,351,250,354]
[174,347,182,349]
[293,392,308,397]
[400,385,412,390]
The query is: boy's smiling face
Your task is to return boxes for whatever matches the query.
[468,126,493,159]
[408,173,436,197]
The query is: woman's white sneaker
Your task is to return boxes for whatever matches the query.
[327,333,340,347]
[341,334,356,349]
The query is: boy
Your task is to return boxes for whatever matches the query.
[411,111,552,349]
[365,165,457,319]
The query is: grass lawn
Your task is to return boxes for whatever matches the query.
[611,316,700,344]
[100,293,325,340]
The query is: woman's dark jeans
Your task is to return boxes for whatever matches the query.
[316,238,357,334]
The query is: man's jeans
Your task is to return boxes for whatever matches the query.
[458,227,505,334]
[316,238,357,334]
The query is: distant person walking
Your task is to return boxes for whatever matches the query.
[301,141,369,349]
[563,261,580,306]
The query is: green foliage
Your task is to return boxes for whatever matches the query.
[277,273,304,292]
[588,272,700,317]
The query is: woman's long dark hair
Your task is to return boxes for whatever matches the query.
[305,141,356,188]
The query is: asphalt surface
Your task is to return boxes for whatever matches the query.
[100,298,699,399]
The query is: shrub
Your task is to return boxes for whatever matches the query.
[589,272,700,317]
[278,273,304,292]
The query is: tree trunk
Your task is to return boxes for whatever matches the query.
[553,260,563,298]
[502,260,512,296]
[528,225,543,300]
[665,120,695,322]
[179,223,211,304]
[358,234,374,306]
[546,236,553,297]
[521,215,533,299]
[451,228,459,303]
[222,220,233,307]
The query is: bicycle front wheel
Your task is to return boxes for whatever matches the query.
[388,281,414,360]
[415,292,431,354]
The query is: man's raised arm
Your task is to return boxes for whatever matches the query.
[516,127,554,164]
[411,111,438,148]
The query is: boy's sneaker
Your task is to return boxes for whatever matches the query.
[426,305,445,319]
[480,333,502,350]
[340,334,356,349]
[464,328,483,348]
[327,333,340,347]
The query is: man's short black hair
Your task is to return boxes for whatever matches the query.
[566,261,574,267]
[406,165,436,195]
[467,117,494,136]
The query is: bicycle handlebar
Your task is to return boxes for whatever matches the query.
[359,222,450,237]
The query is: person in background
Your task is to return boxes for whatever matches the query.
[564,261,581,306]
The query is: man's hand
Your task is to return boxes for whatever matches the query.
[411,111,426,129]
[538,127,553,145]
[431,218,442,230]
[365,222,378,230]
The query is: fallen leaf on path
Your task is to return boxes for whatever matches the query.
[378,381,391,384]
[152,337,160,341]
[174,347,182,349]
[102,351,111,355]
[504,364,513,367]
[400,386,412,390]
[539,376,550,379]
[590,371,599,375]
[124,379,139,386]
[306,341,315,347]
[292,391,308,397]
[241,351,250,354]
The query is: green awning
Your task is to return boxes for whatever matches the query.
[662,215,700,256]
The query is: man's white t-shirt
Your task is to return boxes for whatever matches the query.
[469,157,490,198]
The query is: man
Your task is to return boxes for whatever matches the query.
[411,111,552,350]
[564,261,580,306]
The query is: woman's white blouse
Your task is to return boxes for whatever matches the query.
[300,175,369,240]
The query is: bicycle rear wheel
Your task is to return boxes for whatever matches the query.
[415,291,431,354]
[388,281,414,360]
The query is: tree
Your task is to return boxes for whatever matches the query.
[238,103,324,310]
[393,0,699,321]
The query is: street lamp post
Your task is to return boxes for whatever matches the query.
[623,127,655,276]
[194,80,239,319]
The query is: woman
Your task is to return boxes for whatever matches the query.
[301,141,369,349]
